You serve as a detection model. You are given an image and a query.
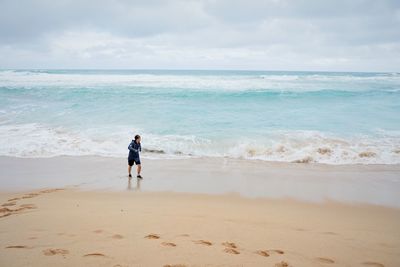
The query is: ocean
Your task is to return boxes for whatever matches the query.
[0,69,399,164]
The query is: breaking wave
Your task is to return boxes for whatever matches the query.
[1,123,399,165]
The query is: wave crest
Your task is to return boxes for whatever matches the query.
[0,124,399,165]
[1,70,399,93]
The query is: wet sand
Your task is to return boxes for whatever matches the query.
[0,156,400,266]
[1,156,400,206]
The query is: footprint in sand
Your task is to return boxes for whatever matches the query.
[83,253,106,257]
[0,207,11,213]
[6,245,30,249]
[22,193,40,199]
[43,248,69,256]
[177,234,190,237]
[163,265,187,267]
[39,188,64,194]
[112,234,124,239]
[193,240,212,246]
[0,204,36,218]
[256,249,284,257]
[316,257,335,264]
[255,250,270,257]
[270,249,285,255]
[93,229,104,234]
[275,261,290,267]
[222,242,239,254]
[7,198,20,202]
[145,234,160,239]
[362,262,385,267]
[161,242,177,247]
[0,207,12,218]
[20,204,36,208]
[14,204,37,212]
[2,202,16,207]
[222,242,237,249]
[223,248,240,255]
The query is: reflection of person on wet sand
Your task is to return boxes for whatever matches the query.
[127,177,141,191]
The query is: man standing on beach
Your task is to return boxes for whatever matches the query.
[128,135,142,179]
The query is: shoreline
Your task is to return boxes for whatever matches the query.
[1,155,400,207]
[5,154,400,168]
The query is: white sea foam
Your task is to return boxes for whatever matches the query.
[1,70,399,92]
[1,123,399,164]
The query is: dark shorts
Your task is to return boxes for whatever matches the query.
[128,158,141,166]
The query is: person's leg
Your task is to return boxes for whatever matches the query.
[128,159,135,177]
[128,165,132,176]
[135,159,142,178]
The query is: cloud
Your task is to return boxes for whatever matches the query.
[0,0,399,71]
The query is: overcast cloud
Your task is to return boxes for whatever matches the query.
[0,0,399,71]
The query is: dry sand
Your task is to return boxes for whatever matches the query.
[1,188,399,267]
[0,156,399,266]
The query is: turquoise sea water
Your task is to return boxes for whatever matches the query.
[0,69,399,164]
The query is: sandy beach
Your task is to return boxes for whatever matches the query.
[1,156,400,267]
[2,0,400,266]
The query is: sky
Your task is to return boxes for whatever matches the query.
[0,0,399,72]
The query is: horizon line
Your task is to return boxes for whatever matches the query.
[0,68,396,74]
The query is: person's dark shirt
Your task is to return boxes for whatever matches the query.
[128,140,141,160]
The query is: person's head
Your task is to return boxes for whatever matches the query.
[135,134,141,143]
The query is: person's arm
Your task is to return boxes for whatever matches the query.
[139,143,142,152]
[128,142,139,152]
